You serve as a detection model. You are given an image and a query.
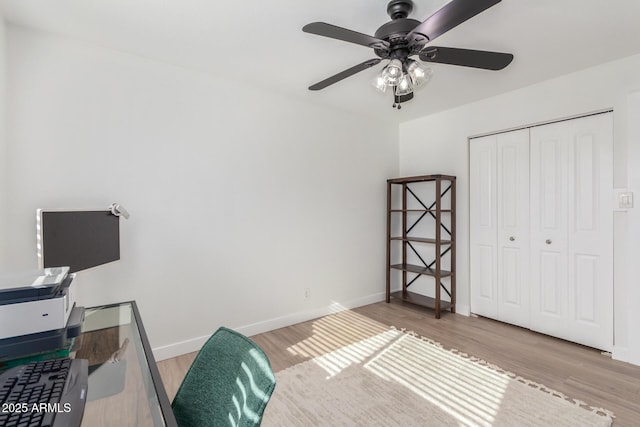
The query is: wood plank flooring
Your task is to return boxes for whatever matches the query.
[157,301,640,426]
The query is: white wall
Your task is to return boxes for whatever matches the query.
[0,17,7,269]
[4,25,399,359]
[626,92,640,365]
[399,52,640,365]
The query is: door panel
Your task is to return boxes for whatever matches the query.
[470,129,529,325]
[575,134,596,230]
[530,113,613,351]
[470,136,498,318]
[540,138,563,230]
[500,145,519,228]
[540,251,563,316]
[496,129,530,327]
[530,122,569,336]
[575,254,598,322]
[478,245,496,299]
[567,113,613,350]
[501,247,520,304]
[470,113,613,352]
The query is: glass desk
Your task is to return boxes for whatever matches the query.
[75,301,177,427]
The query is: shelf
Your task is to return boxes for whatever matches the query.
[390,236,452,244]
[390,291,452,311]
[390,263,453,277]
[387,174,456,184]
[386,174,456,318]
[389,209,453,213]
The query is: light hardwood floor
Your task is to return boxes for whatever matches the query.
[157,301,640,426]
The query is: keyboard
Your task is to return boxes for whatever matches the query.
[0,358,88,427]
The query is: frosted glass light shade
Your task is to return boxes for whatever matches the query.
[395,73,413,96]
[382,59,403,86]
[371,74,388,93]
[407,61,432,89]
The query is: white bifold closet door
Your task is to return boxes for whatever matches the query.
[470,113,613,351]
[529,113,613,351]
[470,128,530,328]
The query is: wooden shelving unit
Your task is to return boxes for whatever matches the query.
[386,174,456,318]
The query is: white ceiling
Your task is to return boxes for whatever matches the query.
[2,0,640,124]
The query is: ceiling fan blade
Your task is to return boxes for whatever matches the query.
[303,22,390,51]
[407,0,501,47]
[419,46,513,70]
[308,59,382,91]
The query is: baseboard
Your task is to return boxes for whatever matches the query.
[612,346,640,366]
[455,304,470,316]
[153,334,211,362]
[152,291,388,361]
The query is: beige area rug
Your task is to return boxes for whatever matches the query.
[262,328,613,427]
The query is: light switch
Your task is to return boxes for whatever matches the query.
[619,192,634,208]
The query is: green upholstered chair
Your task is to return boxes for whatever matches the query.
[172,327,276,427]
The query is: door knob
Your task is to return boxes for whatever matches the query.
[545,239,552,244]
[509,236,515,241]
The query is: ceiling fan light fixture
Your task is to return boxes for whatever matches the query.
[394,73,413,96]
[303,0,514,109]
[371,74,388,93]
[382,59,403,86]
[407,61,432,89]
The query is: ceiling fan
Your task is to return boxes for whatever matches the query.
[303,0,513,108]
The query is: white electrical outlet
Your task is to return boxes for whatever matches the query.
[304,288,311,300]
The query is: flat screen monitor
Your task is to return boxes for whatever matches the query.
[37,209,120,273]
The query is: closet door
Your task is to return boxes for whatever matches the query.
[470,135,498,318]
[495,130,530,328]
[470,129,529,326]
[530,113,613,351]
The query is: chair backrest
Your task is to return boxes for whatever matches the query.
[172,327,276,427]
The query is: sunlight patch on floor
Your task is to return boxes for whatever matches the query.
[285,308,389,362]
[365,332,508,426]
[285,310,508,426]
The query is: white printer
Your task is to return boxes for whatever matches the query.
[0,267,83,360]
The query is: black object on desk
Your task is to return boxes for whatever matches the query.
[0,357,88,427]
